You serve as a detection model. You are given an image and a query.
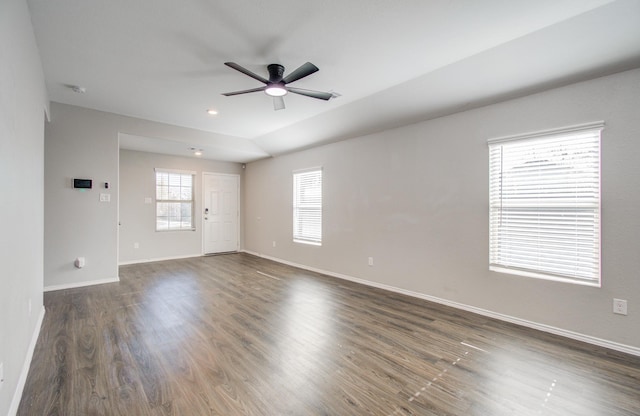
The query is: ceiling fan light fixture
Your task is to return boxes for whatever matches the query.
[265,84,287,97]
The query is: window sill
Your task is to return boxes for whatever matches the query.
[293,239,321,246]
[489,265,600,287]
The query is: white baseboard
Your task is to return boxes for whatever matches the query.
[118,253,202,266]
[242,250,640,357]
[44,276,120,292]
[8,305,45,416]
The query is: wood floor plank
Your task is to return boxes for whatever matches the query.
[17,253,640,415]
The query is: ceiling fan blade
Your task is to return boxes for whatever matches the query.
[224,62,269,84]
[273,96,285,111]
[221,86,266,96]
[287,87,332,101]
[282,62,319,84]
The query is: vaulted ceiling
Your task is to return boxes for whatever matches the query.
[27,0,640,162]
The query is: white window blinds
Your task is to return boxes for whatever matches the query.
[488,122,603,285]
[155,169,195,231]
[293,168,322,245]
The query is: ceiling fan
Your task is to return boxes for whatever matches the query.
[222,62,333,110]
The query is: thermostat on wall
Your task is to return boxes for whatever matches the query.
[73,178,92,189]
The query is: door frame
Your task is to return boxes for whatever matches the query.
[201,171,241,255]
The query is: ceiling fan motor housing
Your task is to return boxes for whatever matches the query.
[267,64,285,83]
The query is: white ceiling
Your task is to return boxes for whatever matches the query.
[28,0,640,163]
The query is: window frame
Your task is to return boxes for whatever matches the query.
[154,168,196,232]
[487,122,604,287]
[293,167,323,246]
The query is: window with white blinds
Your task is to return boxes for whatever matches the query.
[155,169,195,231]
[488,122,603,286]
[293,168,322,245]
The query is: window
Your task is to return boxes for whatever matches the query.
[155,169,195,231]
[293,168,322,245]
[488,122,603,286]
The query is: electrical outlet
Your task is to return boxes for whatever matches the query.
[272,241,276,248]
[0,362,4,388]
[368,257,374,266]
[613,298,628,315]
[28,299,32,316]
[134,242,139,249]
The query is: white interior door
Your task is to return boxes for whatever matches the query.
[203,173,239,254]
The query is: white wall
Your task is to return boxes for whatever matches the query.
[0,0,49,413]
[44,103,245,289]
[119,149,242,264]
[244,68,640,352]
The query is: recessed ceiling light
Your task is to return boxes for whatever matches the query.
[206,109,218,115]
[190,147,203,156]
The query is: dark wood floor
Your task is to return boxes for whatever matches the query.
[18,253,640,415]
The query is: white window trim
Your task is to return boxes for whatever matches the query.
[155,168,196,232]
[154,168,196,175]
[293,167,323,246]
[488,121,605,145]
[488,121,604,287]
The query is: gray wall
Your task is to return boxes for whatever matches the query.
[244,68,640,350]
[44,102,244,289]
[0,0,49,413]
[44,104,120,289]
[119,149,242,264]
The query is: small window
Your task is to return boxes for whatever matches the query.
[155,169,195,231]
[293,168,322,245]
[488,122,603,286]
